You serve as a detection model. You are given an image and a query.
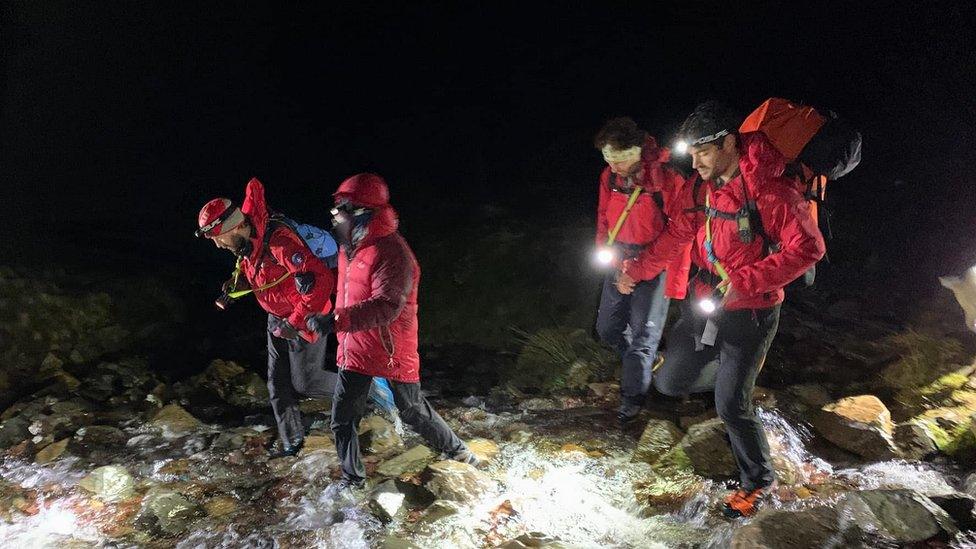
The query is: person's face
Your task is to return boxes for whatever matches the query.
[212,224,249,254]
[607,157,641,177]
[690,135,736,181]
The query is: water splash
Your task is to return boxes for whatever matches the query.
[838,460,957,497]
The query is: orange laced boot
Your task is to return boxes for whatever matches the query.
[722,486,768,518]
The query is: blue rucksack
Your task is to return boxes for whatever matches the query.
[268,214,339,269]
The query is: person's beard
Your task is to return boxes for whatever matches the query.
[230,234,251,256]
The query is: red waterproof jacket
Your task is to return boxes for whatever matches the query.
[333,174,422,383]
[596,137,693,299]
[622,132,825,310]
[238,178,335,342]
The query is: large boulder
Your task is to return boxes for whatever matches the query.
[731,505,843,549]
[0,415,31,449]
[838,489,958,543]
[35,437,70,464]
[675,419,736,478]
[893,421,938,460]
[930,493,976,532]
[466,438,500,463]
[78,465,136,502]
[422,460,494,503]
[368,480,407,523]
[812,395,899,460]
[632,419,683,465]
[359,415,402,455]
[732,490,959,548]
[377,445,436,478]
[151,404,202,436]
[135,487,204,536]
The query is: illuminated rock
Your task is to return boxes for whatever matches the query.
[78,465,136,503]
[812,395,899,460]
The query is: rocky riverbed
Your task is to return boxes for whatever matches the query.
[2,268,976,547]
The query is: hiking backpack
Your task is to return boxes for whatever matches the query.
[739,98,862,285]
[265,214,340,269]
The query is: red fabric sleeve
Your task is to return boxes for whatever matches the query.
[730,184,826,296]
[595,169,610,246]
[335,237,414,333]
[622,172,698,281]
[267,230,336,329]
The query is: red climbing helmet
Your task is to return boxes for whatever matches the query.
[196,198,245,238]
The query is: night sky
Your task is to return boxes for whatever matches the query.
[3,2,976,276]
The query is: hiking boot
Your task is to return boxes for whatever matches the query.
[721,485,773,518]
[617,402,642,427]
[441,447,481,467]
[332,477,366,493]
[267,438,304,459]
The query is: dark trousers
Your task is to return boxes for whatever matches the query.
[332,368,465,482]
[267,315,337,447]
[595,270,670,414]
[654,300,780,491]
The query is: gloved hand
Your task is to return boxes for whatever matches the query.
[306,313,335,335]
[272,323,300,340]
[221,277,249,294]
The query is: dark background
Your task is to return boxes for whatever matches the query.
[2,2,976,354]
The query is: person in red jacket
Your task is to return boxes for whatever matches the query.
[619,101,825,517]
[306,173,477,490]
[593,117,691,424]
[197,178,338,458]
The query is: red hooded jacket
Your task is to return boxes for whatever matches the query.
[238,178,335,341]
[597,137,693,299]
[332,174,422,383]
[622,132,825,310]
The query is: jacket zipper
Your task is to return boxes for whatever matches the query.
[340,257,351,366]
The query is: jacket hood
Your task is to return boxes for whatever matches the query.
[738,131,787,186]
[240,177,269,260]
[335,173,398,249]
[641,135,670,165]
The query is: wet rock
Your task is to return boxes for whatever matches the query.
[203,495,238,518]
[151,404,203,436]
[788,383,833,407]
[675,418,736,478]
[368,479,407,523]
[35,437,69,464]
[412,499,461,529]
[632,469,702,515]
[209,427,256,453]
[734,489,959,547]
[299,434,336,456]
[78,465,136,502]
[136,487,204,536]
[73,425,127,448]
[965,473,976,497]
[677,411,716,430]
[632,419,683,465]
[839,489,958,543]
[204,359,245,381]
[498,532,569,548]
[518,398,561,411]
[423,460,495,503]
[893,421,938,460]
[298,398,332,414]
[377,537,421,549]
[930,493,976,531]
[911,406,976,456]
[466,438,500,462]
[731,505,846,548]
[377,445,435,477]
[811,395,899,460]
[587,382,615,398]
[0,415,31,449]
[359,415,402,454]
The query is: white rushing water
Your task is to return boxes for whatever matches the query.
[0,408,972,548]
